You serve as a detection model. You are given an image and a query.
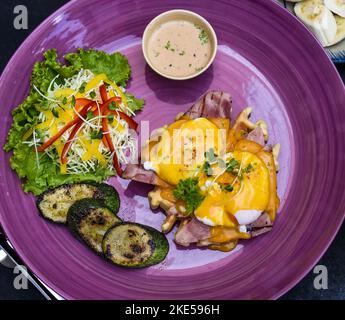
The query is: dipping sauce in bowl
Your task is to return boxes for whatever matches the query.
[143,10,217,80]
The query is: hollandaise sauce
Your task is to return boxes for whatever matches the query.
[194,151,270,227]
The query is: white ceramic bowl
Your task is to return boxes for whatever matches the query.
[142,9,218,80]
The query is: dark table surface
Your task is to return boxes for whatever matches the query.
[0,0,344,300]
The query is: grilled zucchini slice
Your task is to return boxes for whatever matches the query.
[36,183,120,223]
[67,198,122,254]
[102,223,169,268]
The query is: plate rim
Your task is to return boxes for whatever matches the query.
[0,0,344,300]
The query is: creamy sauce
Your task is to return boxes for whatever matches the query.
[148,20,212,78]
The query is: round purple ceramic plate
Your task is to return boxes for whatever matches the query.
[0,0,345,300]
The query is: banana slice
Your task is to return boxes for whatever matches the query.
[325,0,345,18]
[327,14,345,46]
[294,0,337,47]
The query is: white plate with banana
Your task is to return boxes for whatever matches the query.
[278,0,345,62]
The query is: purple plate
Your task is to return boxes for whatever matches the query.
[0,0,345,300]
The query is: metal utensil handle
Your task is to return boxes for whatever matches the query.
[0,228,57,300]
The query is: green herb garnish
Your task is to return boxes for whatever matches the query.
[62,96,67,105]
[71,95,76,107]
[173,178,204,215]
[198,29,209,45]
[52,108,59,118]
[220,184,234,192]
[79,81,87,93]
[226,158,240,174]
[86,111,94,120]
[90,130,103,140]
[243,163,254,174]
[203,161,213,176]
[204,148,216,162]
[107,114,114,123]
[164,41,171,50]
[108,101,116,110]
[203,148,218,176]
[89,91,96,99]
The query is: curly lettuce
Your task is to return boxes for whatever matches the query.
[4,48,144,195]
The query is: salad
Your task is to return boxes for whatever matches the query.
[4,49,144,195]
[4,49,170,269]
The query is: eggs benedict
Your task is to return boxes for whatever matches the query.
[123,91,280,252]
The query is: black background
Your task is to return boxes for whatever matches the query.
[0,0,344,300]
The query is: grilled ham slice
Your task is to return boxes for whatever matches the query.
[174,213,273,248]
[183,90,232,119]
[122,164,171,188]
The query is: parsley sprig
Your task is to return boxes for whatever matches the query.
[173,178,205,215]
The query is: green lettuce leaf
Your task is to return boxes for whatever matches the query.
[11,144,113,195]
[4,49,63,152]
[125,92,145,113]
[65,48,131,87]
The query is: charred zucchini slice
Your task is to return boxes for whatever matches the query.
[95,183,120,214]
[67,198,122,254]
[102,223,169,268]
[36,183,120,223]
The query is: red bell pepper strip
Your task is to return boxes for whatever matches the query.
[75,98,93,112]
[102,137,109,148]
[101,115,122,176]
[117,111,138,131]
[101,98,124,176]
[99,96,138,176]
[37,100,95,152]
[61,121,83,164]
[99,83,108,103]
